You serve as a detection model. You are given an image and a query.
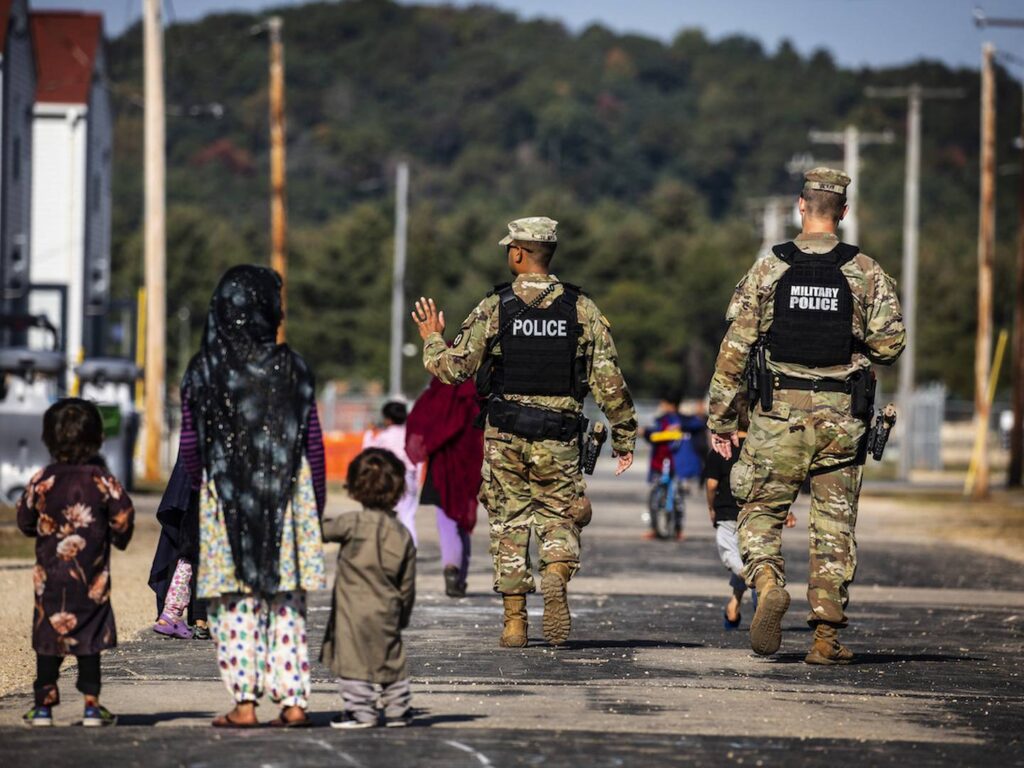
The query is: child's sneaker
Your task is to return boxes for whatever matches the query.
[330,713,376,729]
[384,714,411,728]
[82,704,117,727]
[23,706,53,727]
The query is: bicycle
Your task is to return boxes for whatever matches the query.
[648,457,685,540]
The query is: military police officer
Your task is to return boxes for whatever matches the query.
[412,216,637,647]
[708,169,906,664]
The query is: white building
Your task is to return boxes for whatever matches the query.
[28,11,112,375]
[0,0,35,328]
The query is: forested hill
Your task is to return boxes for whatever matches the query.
[106,0,1023,398]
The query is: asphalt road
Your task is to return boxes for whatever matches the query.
[1,457,1021,767]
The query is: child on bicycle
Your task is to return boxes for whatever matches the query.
[642,394,686,539]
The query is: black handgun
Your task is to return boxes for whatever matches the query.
[582,421,607,475]
[866,404,897,461]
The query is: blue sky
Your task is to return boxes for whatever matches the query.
[29,0,1024,70]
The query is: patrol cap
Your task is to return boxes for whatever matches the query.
[498,216,558,246]
[803,167,851,196]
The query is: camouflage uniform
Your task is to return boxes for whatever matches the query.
[708,202,906,628]
[423,219,637,596]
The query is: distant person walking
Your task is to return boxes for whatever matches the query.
[181,265,326,728]
[17,398,135,727]
[362,400,420,544]
[405,377,483,598]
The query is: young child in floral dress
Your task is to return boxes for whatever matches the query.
[16,399,135,727]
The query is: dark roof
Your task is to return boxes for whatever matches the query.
[31,11,102,104]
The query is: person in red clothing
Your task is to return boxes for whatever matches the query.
[406,377,484,598]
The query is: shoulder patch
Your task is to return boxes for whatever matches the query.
[452,331,464,347]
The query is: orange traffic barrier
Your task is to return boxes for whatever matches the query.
[323,432,365,482]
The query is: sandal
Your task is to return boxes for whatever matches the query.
[212,711,260,729]
[191,623,212,640]
[268,708,311,728]
[154,614,192,639]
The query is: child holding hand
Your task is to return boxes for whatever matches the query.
[321,448,416,728]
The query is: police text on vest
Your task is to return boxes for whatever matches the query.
[788,285,839,311]
[512,318,568,337]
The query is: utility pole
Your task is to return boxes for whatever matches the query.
[1012,86,1024,486]
[866,85,963,480]
[975,43,998,499]
[142,0,166,482]
[389,162,409,397]
[268,16,288,342]
[808,126,894,246]
[975,9,1024,486]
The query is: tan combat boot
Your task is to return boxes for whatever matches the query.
[749,568,791,656]
[804,624,854,665]
[541,562,573,646]
[499,595,528,648]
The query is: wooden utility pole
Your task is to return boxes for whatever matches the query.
[143,0,166,482]
[1012,85,1024,486]
[268,16,288,342]
[975,43,997,499]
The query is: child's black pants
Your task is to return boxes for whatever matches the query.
[34,654,101,706]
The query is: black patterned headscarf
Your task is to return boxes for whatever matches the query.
[184,265,315,594]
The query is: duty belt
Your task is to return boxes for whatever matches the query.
[773,373,852,394]
[486,398,581,442]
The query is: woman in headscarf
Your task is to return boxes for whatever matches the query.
[405,377,483,598]
[179,265,326,728]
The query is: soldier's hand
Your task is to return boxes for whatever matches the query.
[711,431,739,459]
[412,297,446,340]
[614,452,633,475]
[785,512,797,528]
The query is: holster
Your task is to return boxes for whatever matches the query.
[850,370,877,465]
[485,398,581,442]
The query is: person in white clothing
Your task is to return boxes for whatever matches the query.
[362,402,420,546]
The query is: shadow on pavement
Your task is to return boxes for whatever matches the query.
[117,711,216,726]
[557,639,704,650]
[768,651,982,665]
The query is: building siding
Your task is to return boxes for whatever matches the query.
[1,0,34,311]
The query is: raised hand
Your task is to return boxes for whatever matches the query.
[412,297,446,341]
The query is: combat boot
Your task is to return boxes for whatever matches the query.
[541,562,573,646]
[804,624,854,665]
[499,595,528,648]
[749,568,790,656]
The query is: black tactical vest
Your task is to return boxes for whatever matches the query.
[768,241,858,368]
[488,282,586,399]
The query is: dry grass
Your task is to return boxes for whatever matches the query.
[0,498,162,697]
[864,487,1024,563]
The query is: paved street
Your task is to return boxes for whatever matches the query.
[1,457,1022,767]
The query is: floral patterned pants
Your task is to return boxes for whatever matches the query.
[164,559,193,619]
[208,591,310,708]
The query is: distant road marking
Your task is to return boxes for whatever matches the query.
[446,739,495,766]
[309,737,365,767]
